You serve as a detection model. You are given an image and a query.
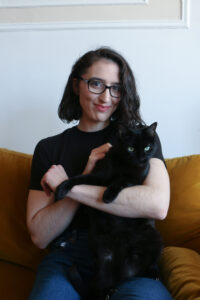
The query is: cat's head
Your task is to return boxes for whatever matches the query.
[118,122,158,165]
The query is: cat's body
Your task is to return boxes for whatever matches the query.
[55,122,163,300]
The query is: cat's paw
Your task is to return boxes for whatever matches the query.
[55,180,70,201]
[103,188,116,204]
[145,266,160,279]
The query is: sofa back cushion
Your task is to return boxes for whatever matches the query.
[0,148,46,270]
[156,154,200,253]
[1,148,199,268]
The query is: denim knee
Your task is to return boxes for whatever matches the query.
[110,277,173,300]
[28,231,93,300]
[28,250,81,300]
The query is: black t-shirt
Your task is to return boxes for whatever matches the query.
[30,124,165,245]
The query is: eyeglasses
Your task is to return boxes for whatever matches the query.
[79,76,122,98]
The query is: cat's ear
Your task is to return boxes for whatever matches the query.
[146,122,157,137]
[118,124,130,138]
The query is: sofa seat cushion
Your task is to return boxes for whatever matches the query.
[0,260,36,300]
[0,148,46,270]
[160,246,200,300]
[156,154,200,252]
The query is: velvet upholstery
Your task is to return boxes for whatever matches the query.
[0,148,199,299]
[156,154,200,299]
[0,148,46,300]
[160,247,200,300]
[156,155,200,252]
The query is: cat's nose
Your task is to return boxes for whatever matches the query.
[140,158,147,164]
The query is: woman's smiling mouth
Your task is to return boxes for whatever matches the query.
[95,104,111,112]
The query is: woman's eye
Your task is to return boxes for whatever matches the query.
[112,85,121,92]
[91,80,103,88]
[144,145,151,152]
[127,147,135,152]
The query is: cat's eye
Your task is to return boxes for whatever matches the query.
[144,145,151,152]
[127,146,135,152]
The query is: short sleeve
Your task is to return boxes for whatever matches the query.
[29,140,51,190]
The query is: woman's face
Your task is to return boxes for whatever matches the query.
[76,58,121,131]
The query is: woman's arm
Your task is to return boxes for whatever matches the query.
[27,191,79,249]
[27,145,169,249]
[68,158,170,220]
[26,143,113,250]
[26,165,80,249]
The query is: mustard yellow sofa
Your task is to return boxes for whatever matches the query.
[0,148,199,300]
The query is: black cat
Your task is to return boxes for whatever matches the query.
[55,122,163,300]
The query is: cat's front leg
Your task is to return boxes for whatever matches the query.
[55,173,105,201]
[55,179,72,201]
[103,179,133,203]
[55,176,86,201]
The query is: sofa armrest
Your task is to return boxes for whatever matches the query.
[160,246,200,300]
[0,148,46,270]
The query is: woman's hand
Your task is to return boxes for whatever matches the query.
[41,165,68,196]
[83,143,112,175]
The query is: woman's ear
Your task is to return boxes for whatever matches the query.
[73,78,79,95]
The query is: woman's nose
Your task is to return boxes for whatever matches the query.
[99,88,111,102]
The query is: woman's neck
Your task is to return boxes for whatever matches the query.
[77,120,109,132]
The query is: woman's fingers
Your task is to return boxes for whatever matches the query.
[40,165,68,195]
[92,143,112,155]
[83,143,112,175]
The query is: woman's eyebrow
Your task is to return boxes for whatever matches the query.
[89,77,121,85]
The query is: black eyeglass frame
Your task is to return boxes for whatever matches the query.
[78,76,122,98]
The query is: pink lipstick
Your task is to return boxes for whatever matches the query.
[95,105,110,112]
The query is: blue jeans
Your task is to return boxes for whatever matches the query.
[28,230,173,300]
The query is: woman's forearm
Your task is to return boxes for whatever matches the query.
[68,184,165,219]
[27,191,79,249]
[68,158,170,220]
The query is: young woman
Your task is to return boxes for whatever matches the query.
[27,47,172,299]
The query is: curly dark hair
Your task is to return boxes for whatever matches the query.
[58,47,144,127]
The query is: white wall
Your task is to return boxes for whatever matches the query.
[0,0,199,158]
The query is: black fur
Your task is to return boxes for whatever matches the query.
[55,122,163,300]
